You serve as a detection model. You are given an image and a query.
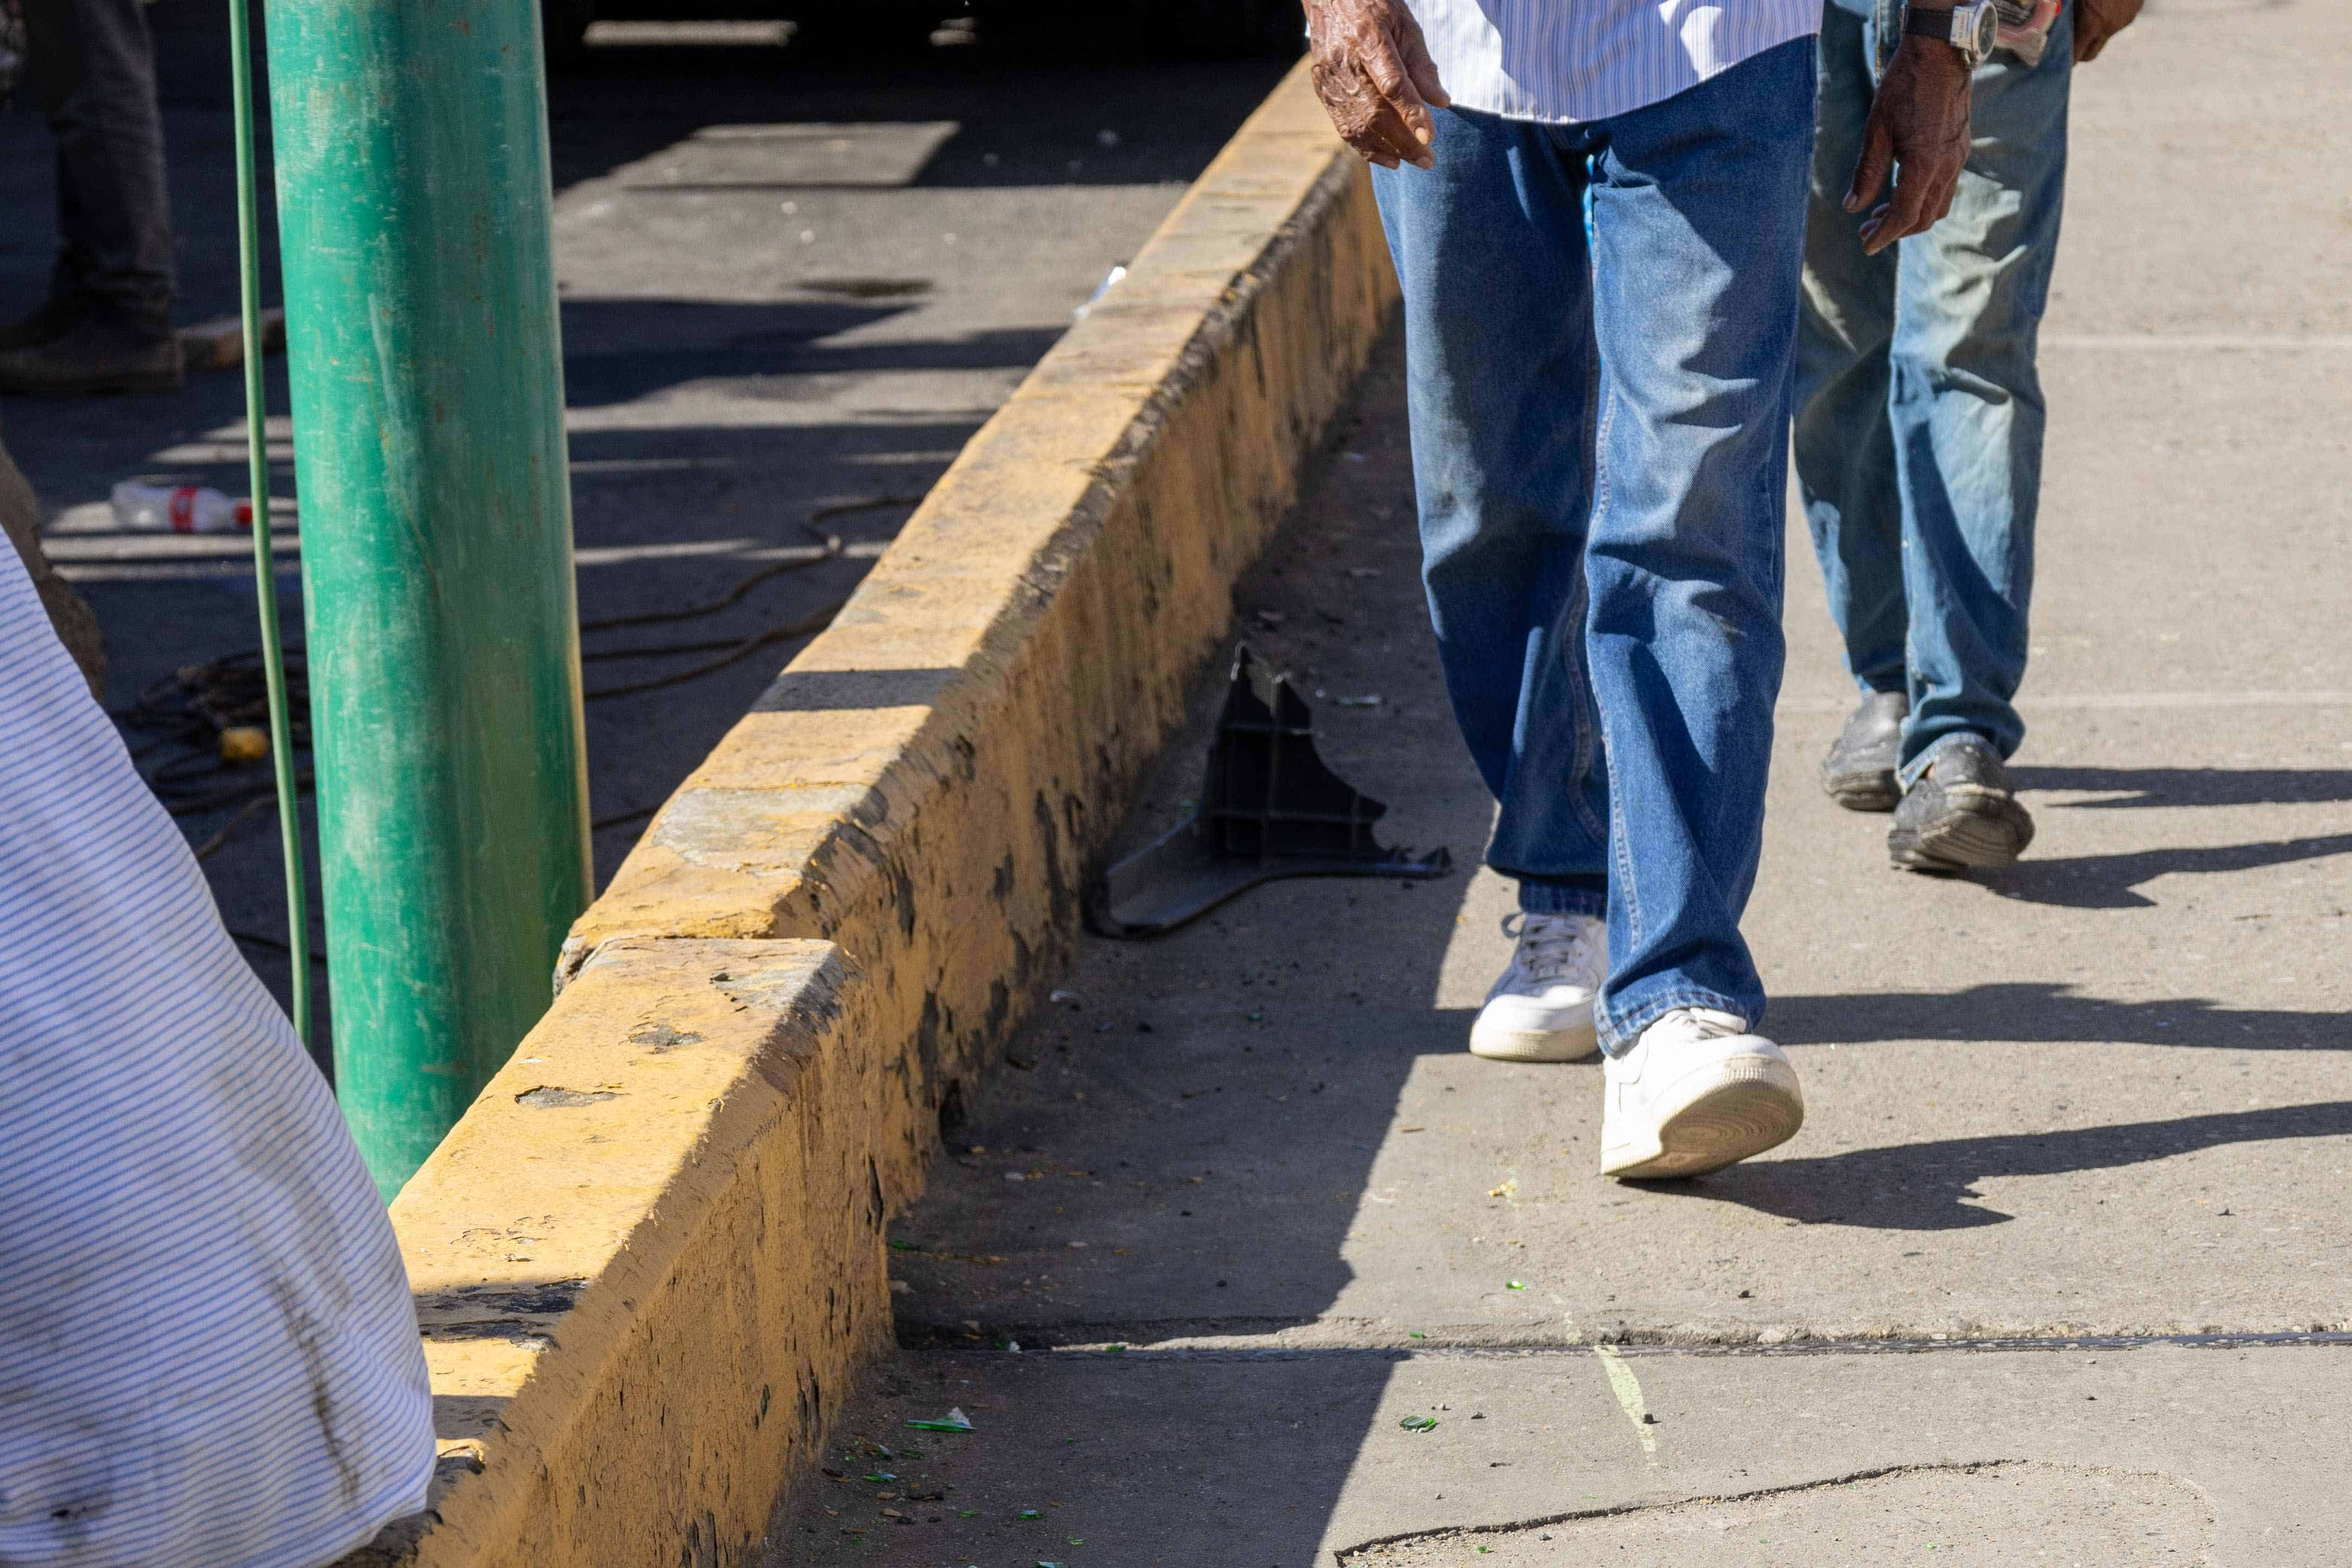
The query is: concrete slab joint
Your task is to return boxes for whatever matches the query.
[343,59,1398,1568]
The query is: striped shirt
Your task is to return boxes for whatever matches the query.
[1403,0,1822,124]
[0,542,432,1565]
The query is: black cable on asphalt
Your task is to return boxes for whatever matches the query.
[581,633,747,663]
[578,537,841,634]
[574,494,919,637]
[193,795,277,861]
[583,600,846,702]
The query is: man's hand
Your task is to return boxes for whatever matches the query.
[2074,0,2142,62]
[1304,0,1449,171]
[1844,23,1972,256]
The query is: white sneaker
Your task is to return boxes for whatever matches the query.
[1600,1007,1803,1179]
[1468,913,1606,1063]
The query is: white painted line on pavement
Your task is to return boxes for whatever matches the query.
[1593,1345,1661,1466]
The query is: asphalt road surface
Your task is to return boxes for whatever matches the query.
[0,15,1291,1061]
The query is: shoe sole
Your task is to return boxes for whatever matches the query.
[1888,794,2035,873]
[1468,1016,1600,1064]
[1601,1055,1804,1179]
[1822,768,1900,814]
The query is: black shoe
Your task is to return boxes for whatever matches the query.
[0,295,86,353]
[1820,690,1908,812]
[1888,735,2035,873]
[0,316,183,397]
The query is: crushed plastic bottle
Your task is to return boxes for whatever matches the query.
[110,482,254,534]
[1071,264,1127,323]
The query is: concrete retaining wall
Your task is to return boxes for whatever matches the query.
[348,61,1398,1567]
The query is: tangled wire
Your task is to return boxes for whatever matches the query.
[121,495,917,861]
[118,649,313,861]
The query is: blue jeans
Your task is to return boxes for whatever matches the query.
[1371,38,1817,1055]
[1796,0,2071,784]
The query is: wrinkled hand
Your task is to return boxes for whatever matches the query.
[1304,0,1450,171]
[2074,0,2142,62]
[1845,30,1972,256]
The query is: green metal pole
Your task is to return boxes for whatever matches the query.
[262,0,593,1198]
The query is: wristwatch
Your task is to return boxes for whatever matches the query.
[1904,0,1999,66]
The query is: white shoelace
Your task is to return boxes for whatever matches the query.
[1500,912,1603,985]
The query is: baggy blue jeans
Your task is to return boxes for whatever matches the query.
[1796,0,2072,785]
[1371,38,1817,1055]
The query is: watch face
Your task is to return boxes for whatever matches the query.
[1968,2,1999,55]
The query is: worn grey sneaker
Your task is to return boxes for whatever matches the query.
[1600,1008,1804,1179]
[1887,734,2035,872]
[1820,690,1908,812]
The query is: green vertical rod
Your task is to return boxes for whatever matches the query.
[226,0,309,1046]
[263,0,593,1198]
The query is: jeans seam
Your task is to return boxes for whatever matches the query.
[1562,570,1609,846]
[1589,376,1642,951]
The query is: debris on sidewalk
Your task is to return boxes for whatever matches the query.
[216,725,270,763]
[1090,648,1450,937]
[177,307,285,372]
[110,482,253,534]
[1072,263,1127,321]
[904,1407,975,1433]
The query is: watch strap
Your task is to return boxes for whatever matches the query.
[1903,4,1962,43]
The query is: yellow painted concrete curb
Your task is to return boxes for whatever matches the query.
[342,939,892,1568]
[348,60,1397,1567]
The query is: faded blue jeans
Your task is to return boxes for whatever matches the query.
[1371,38,1817,1054]
[1796,0,2072,784]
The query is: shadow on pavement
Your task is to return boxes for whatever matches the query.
[1973,832,2352,909]
[1769,982,2351,1051]
[2015,764,2352,809]
[1661,1101,2352,1231]
[764,340,1458,1567]
[559,297,1067,408]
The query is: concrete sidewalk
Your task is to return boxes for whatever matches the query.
[756,3,2352,1562]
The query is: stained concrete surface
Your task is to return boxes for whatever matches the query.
[0,16,1287,1048]
[1350,1461,2216,1564]
[768,1343,2350,1564]
[762,1,2352,1560]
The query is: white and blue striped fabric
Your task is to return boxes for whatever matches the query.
[1402,0,1822,123]
[0,544,432,1565]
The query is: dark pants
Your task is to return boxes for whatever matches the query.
[27,0,174,337]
